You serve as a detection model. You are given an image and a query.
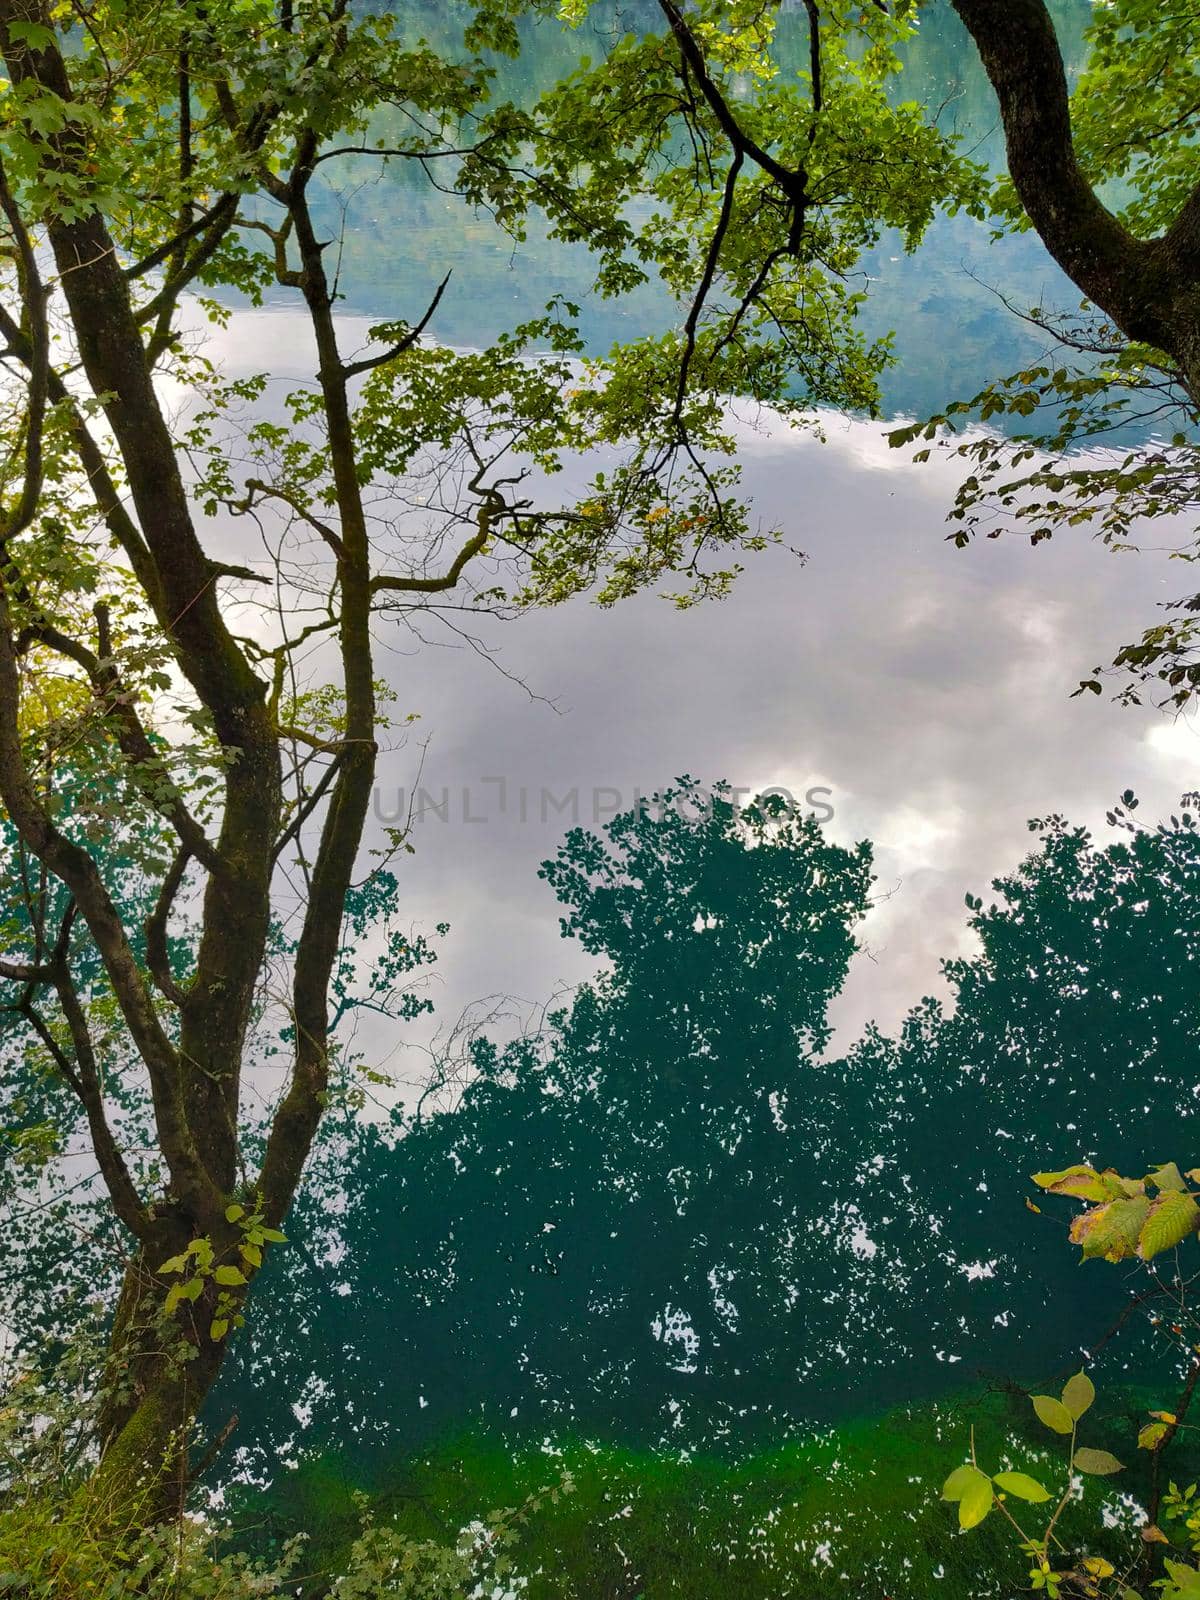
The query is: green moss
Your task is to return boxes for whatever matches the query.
[249,1384,1189,1597]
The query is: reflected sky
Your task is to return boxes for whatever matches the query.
[209,304,1198,1079]
[195,0,1190,1083]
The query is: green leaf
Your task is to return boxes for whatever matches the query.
[942,1464,988,1501]
[958,1475,993,1529]
[163,1275,203,1315]
[1149,1162,1188,1192]
[21,91,68,137]
[1062,1371,1095,1420]
[209,1318,229,1341]
[1070,1194,1152,1262]
[225,1203,245,1223]
[259,1227,287,1243]
[993,1471,1052,1503]
[6,20,55,48]
[1032,1394,1075,1434]
[942,1461,997,1527]
[213,1265,246,1287]
[1139,1190,1200,1259]
[157,1253,189,1275]
[1073,1448,1124,1476]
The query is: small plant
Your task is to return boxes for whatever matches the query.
[0,1330,568,1598]
[328,1483,568,1600]
[157,1200,287,1342]
[942,1159,1200,1599]
[942,1369,1127,1597]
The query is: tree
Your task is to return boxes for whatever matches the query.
[217,796,1200,1480]
[900,0,1200,705]
[854,802,1200,1388]
[0,0,975,1526]
[625,0,1200,704]
[220,783,884,1467]
[535,0,1200,703]
[950,0,1200,398]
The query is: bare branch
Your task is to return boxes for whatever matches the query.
[342,269,451,379]
[18,605,221,873]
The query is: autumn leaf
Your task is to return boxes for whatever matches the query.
[1069,1194,1152,1262]
[1073,1448,1124,1476]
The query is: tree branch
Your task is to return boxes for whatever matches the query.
[0,153,49,544]
[240,477,344,559]
[951,0,1173,356]
[370,514,490,597]
[145,844,191,1006]
[271,749,345,867]
[656,0,801,197]
[341,270,451,379]
[17,606,221,873]
[52,960,153,1237]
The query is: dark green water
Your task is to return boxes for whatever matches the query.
[221,793,1200,1467]
[211,789,1200,1598]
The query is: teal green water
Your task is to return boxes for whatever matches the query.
[304,0,1095,424]
[212,791,1200,1600]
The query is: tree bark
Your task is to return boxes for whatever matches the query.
[87,1242,239,1527]
[951,0,1200,402]
[0,0,279,1517]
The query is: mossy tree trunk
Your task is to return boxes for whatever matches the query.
[0,0,383,1529]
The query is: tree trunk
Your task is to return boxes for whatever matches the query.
[951,0,1200,405]
[88,1244,240,1529]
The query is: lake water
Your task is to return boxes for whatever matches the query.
[211,0,1200,1509]
[204,0,1194,1078]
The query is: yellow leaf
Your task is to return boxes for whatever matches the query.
[1033,1166,1113,1202]
[1032,1394,1074,1434]
[993,1471,1051,1503]
[1062,1371,1095,1420]
[942,1464,985,1500]
[958,1476,993,1530]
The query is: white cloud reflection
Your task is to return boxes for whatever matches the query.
[203,309,1200,1085]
